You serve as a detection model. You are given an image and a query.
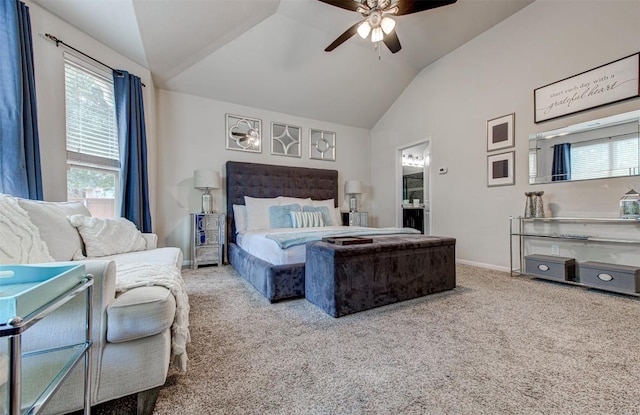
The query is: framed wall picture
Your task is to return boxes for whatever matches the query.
[226,114,262,153]
[534,53,640,123]
[487,113,515,151]
[487,151,515,187]
[271,122,301,157]
[309,129,336,161]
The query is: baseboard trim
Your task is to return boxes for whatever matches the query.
[456,259,509,273]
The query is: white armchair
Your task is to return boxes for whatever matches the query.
[1,195,187,414]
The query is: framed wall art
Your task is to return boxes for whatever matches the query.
[271,122,301,157]
[534,52,640,123]
[309,129,336,161]
[226,114,262,153]
[487,151,515,187]
[487,113,515,151]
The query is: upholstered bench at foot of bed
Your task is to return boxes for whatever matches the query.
[305,235,456,317]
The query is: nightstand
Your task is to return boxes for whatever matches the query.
[190,212,225,269]
[341,211,368,227]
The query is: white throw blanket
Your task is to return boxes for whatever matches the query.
[115,262,190,372]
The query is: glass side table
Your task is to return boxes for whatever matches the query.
[0,264,93,415]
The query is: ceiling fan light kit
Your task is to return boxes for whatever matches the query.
[357,21,371,38]
[320,0,457,54]
[371,27,384,43]
[380,16,396,34]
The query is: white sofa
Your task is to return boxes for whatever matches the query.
[0,194,187,414]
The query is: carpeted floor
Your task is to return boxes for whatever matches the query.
[144,264,640,414]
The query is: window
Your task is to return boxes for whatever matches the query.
[64,54,120,218]
[570,133,639,181]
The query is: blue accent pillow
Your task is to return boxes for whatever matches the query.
[269,204,301,229]
[303,206,331,226]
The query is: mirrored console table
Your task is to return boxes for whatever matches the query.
[509,216,640,297]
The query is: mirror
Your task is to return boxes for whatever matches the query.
[529,110,640,184]
[226,114,262,153]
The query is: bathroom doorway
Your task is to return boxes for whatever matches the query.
[396,140,431,234]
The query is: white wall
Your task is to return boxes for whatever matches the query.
[370,1,640,270]
[156,89,371,261]
[26,0,158,219]
[23,0,370,263]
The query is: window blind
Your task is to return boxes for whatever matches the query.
[571,133,639,180]
[64,56,119,167]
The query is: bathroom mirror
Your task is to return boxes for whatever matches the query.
[529,110,640,184]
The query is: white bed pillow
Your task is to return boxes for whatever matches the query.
[232,204,248,234]
[0,194,54,264]
[311,199,341,226]
[68,214,147,257]
[277,196,312,207]
[244,196,280,231]
[334,207,343,226]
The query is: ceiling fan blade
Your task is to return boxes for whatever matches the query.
[325,21,361,52]
[393,0,457,16]
[317,0,362,12]
[382,30,402,53]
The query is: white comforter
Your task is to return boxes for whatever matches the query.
[237,226,365,265]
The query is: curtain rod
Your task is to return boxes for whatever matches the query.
[44,33,146,87]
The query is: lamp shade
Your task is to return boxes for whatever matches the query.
[193,170,220,189]
[345,180,362,194]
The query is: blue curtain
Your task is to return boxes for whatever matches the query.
[551,143,571,182]
[113,70,152,232]
[0,0,43,199]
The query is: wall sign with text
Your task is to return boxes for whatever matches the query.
[534,53,640,123]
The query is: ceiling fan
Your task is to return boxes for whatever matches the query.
[319,0,457,54]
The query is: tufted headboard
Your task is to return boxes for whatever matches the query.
[225,161,339,244]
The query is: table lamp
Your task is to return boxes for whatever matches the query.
[345,180,362,212]
[194,169,220,213]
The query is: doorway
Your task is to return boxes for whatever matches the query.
[396,140,431,234]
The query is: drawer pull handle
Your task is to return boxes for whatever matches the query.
[537,264,549,272]
[597,273,613,282]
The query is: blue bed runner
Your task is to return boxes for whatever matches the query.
[265,227,420,249]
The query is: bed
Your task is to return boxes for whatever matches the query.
[226,161,340,302]
[225,161,456,306]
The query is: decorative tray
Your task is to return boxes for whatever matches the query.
[322,236,373,245]
[0,264,86,322]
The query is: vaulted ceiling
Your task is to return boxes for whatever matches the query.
[33,0,532,129]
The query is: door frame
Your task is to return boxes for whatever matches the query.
[395,138,432,233]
